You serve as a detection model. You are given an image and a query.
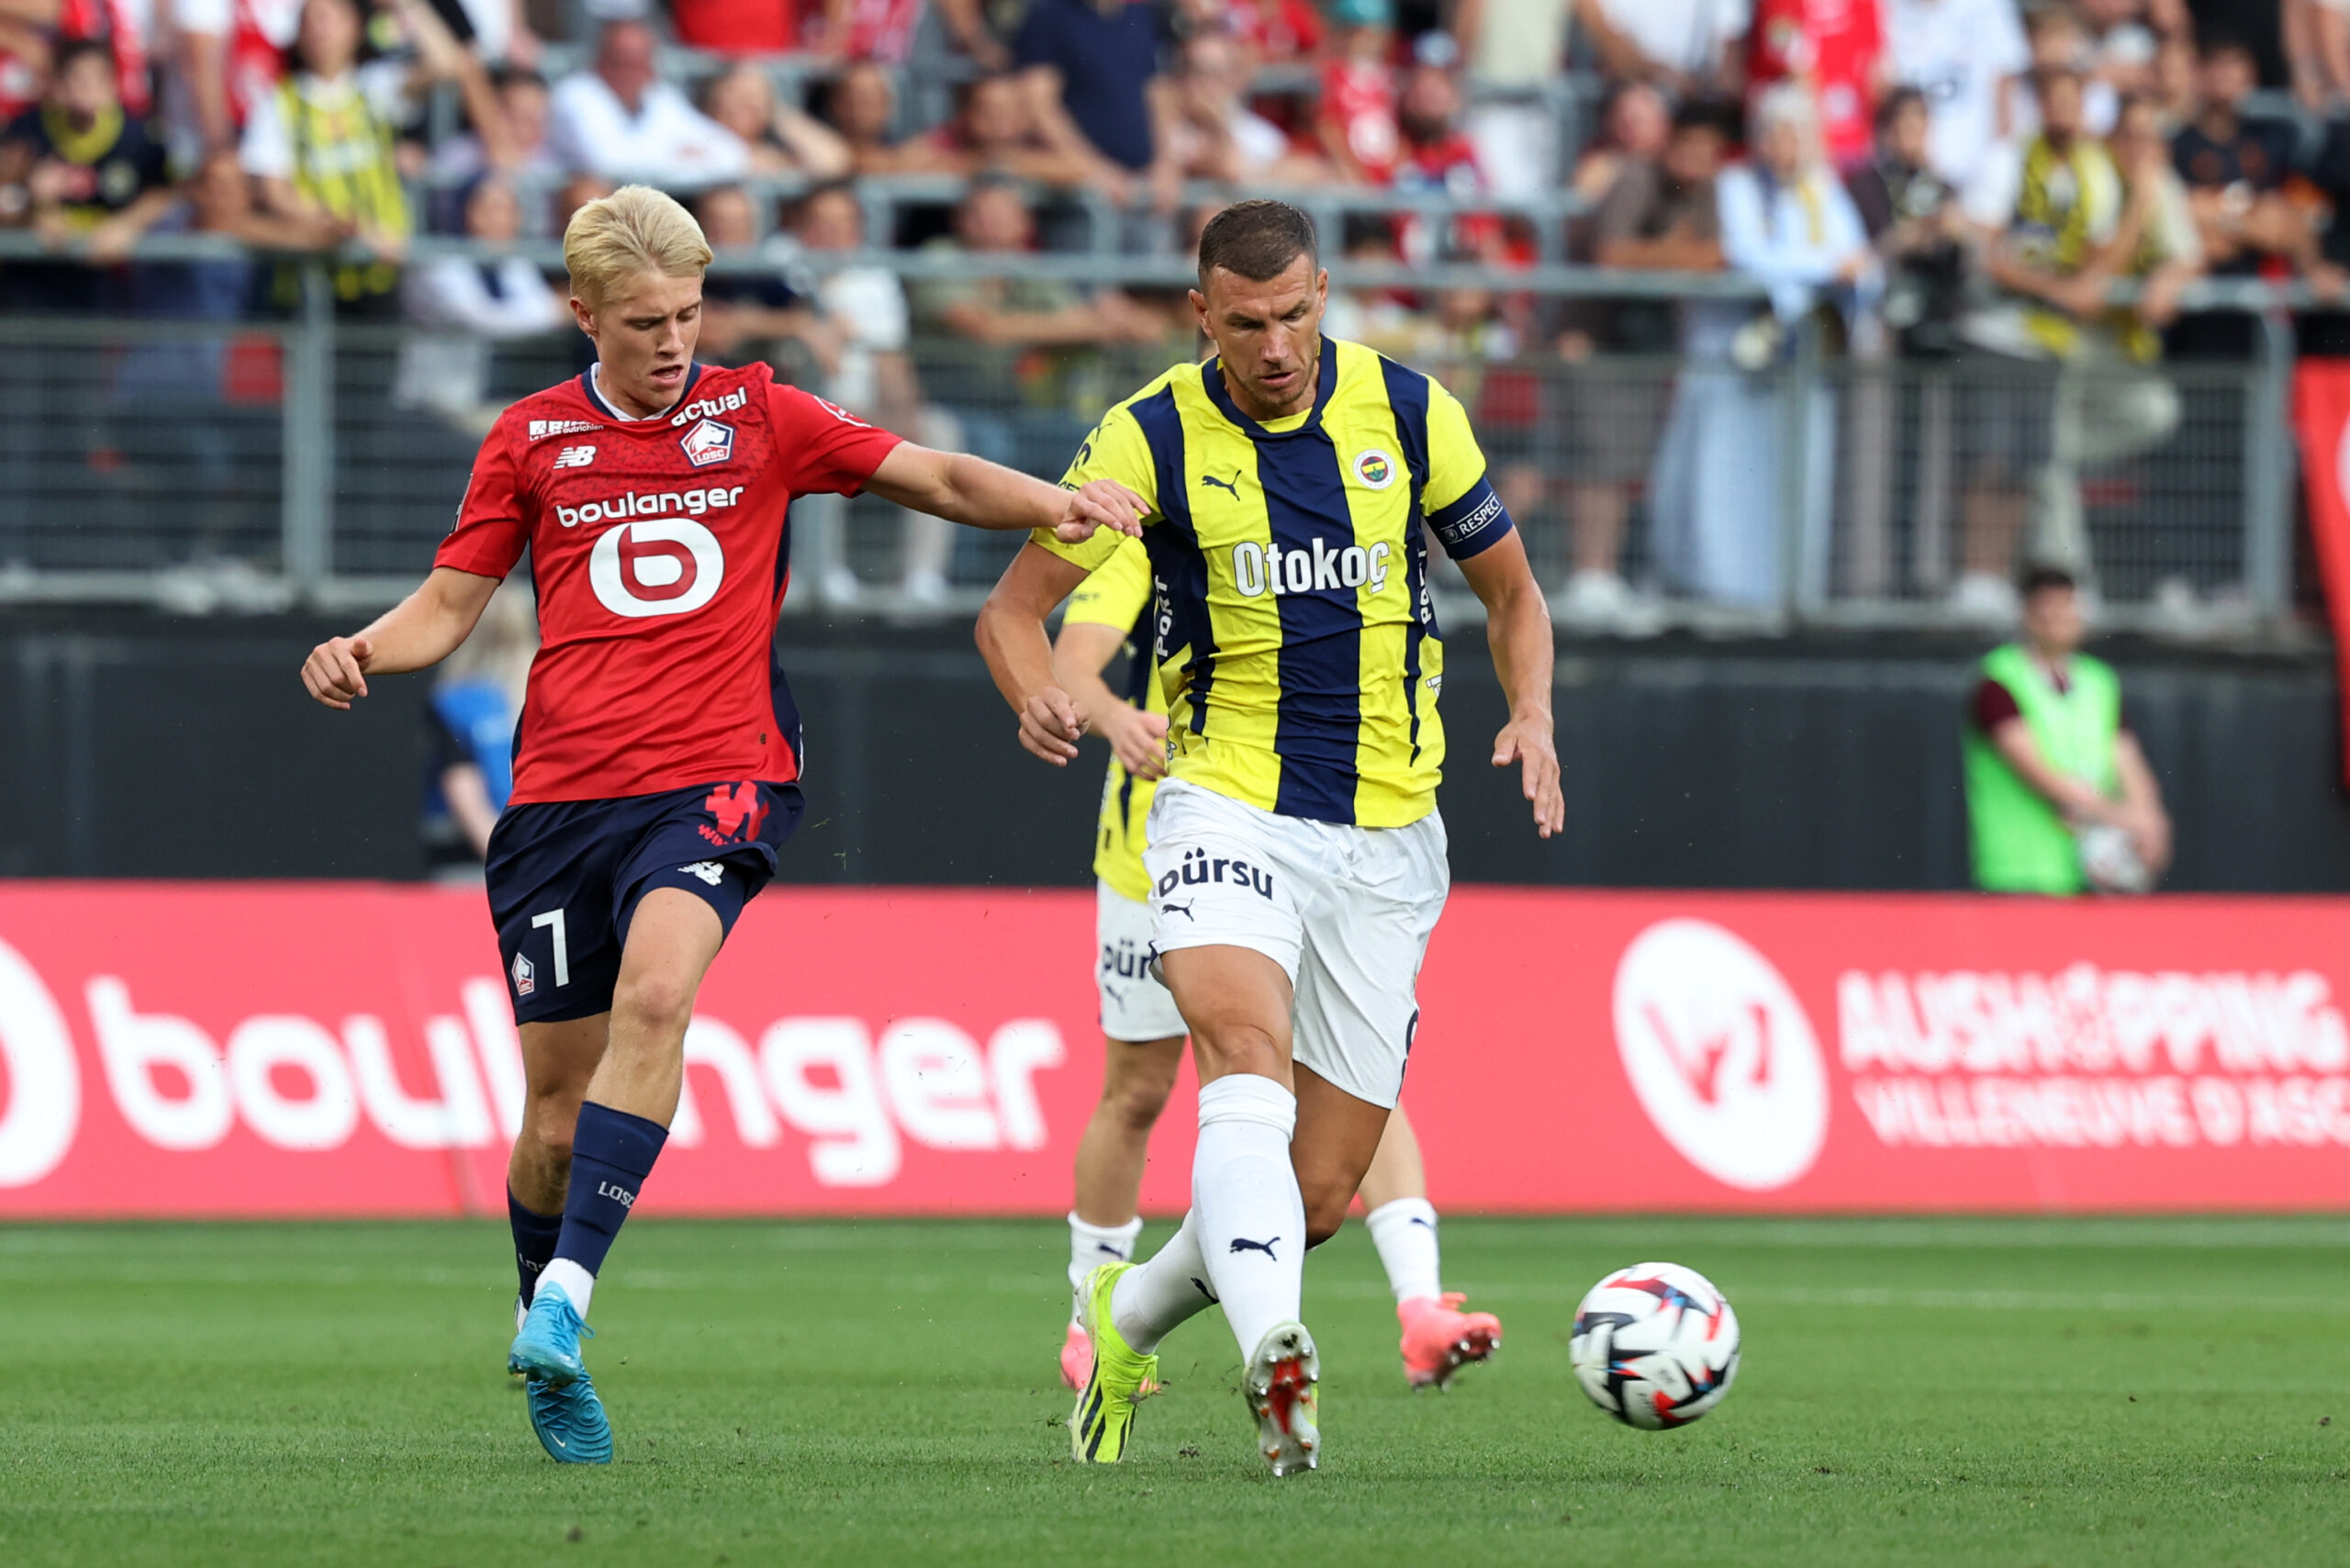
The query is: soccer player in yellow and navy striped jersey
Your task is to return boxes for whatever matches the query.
[979,200,1558,1474]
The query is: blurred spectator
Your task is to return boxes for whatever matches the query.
[783,182,961,607]
[1454,0,1572,199]
[0,38,173,310]
[825,60,919,174]
[1175,0,1323,61]
[1651,84,1869,607]
[427,576,536,868]
[2076,0,2166,101]
[911,177,1162,477]
[672,0,800,55]
[427,66,550,198]
[811,0,939,62]
[1963,564,2169,894]
[1557,97,1729,623]
[1317,0,1399,185]
[1568,80,1671,210]
[1393,43,1500,262]
[1013,0,1171,191]
[1845,84,1967,353]
[1745,0,1887,167]
[548,19,748,186]
[1575,0,1751,95]
[695,184,816,359]
[244,0,488,310]
[1886,0,2029,191]
[445,0,539,69]
[1319,228,1425,353]
[170,0,304,168]
[1159,31,1326,185]
[2009,5,2120,142]
[916,69,1102,184]
[2172,38,2338,288]
[2288,0,2350,110]
[702,62,852,178]
[1959,65,2188,601]
[395,174,568,432]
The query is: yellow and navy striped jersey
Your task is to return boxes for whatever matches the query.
[1036,337,1512,828]
[1063,535,1165,902]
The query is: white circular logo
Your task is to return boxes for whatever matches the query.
[588,519,724,618]
[1611,918,1828,1191]
[1354,449,1396,489]
[0,935,80,1188]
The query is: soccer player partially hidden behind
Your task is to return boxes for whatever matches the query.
[1050,533,1502,1399]
[300,186,1140,1464]
[978,200,1561,1476]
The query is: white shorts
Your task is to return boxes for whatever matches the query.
[1141,778,1449,1108]
[1096,880,1187,1043]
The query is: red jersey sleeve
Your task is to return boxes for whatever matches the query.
[767,379,904,497]
[433,417,529,578]
[1971,677,2022,734]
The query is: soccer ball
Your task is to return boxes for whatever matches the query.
[1569,1262,1740,1429]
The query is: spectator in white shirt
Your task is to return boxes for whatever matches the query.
[547,19,748,188]
[1886,0,2031,192]
[786,184,963,609]
[1575,0,1751,95]
[395,174,567,431]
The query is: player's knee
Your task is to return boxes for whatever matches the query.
[1304,1204,1348,1250]
[1103,1073,1173,1133]
[611,968,698,1039]
[1191,1022,1282,1081]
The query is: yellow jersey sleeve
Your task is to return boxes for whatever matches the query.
[1063,532,1153,631]
[1030,399,1160,575]
[1422,375,1515,561]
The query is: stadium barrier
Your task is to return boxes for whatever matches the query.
[0,239,2311,639]
[5,882,2350,1217]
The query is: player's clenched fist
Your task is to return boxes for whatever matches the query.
[1053,479,1147,543]
[302,634,375,710]
[1017,685,1088,765]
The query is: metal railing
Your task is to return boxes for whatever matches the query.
[0,241,2313,640]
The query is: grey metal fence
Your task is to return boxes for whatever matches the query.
[0,248,2308,639]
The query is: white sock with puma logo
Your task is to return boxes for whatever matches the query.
[1191,1072,1304,1360]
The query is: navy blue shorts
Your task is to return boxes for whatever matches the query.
[485,778,804,1025]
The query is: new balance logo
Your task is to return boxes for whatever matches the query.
[1199,470,1242,497]
[679,861,725,886]
[553,443,597,469]
[1228,1236,1280,1259]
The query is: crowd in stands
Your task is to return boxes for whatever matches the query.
[0,0,2339,616]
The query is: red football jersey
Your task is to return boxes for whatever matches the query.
[1748,0,1885,165]
[434,360,901,805]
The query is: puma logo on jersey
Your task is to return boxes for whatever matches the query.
[1199,469,1242,497]
[1228,1236,1280,1259]
[553,444,597,469]
[1158,900,1195,921]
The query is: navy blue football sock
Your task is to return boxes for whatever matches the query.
[552,1101,668,1282]
[508,1186,564,1307]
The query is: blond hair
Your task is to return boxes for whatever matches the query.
[563,184,713,309]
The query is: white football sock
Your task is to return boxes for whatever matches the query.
[1109,1210,1217,1353]
[536,1258,595,1318]
[1365,1197,1443,1305]
[1068,1212,1146,1301]
[1191,1073,1304,1358]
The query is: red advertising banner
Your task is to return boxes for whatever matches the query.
[2290,359,2350,786]
[3,884,2350,1216]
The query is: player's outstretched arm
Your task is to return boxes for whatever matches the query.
[1456,531,1564,838]
[863,443,1144,543]
[976,542,1098,767]
[299,566,501,710]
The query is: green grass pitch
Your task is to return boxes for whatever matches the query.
[4,1215,2347,1566]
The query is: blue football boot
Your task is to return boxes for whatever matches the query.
[509,1283,611,1464]
[522,1369,612,1464]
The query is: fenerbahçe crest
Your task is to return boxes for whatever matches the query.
[680,418,735,468]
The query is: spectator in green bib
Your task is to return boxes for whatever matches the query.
[1964,565,2171,895]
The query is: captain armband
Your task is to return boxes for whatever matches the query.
[1427,477,1515,560]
